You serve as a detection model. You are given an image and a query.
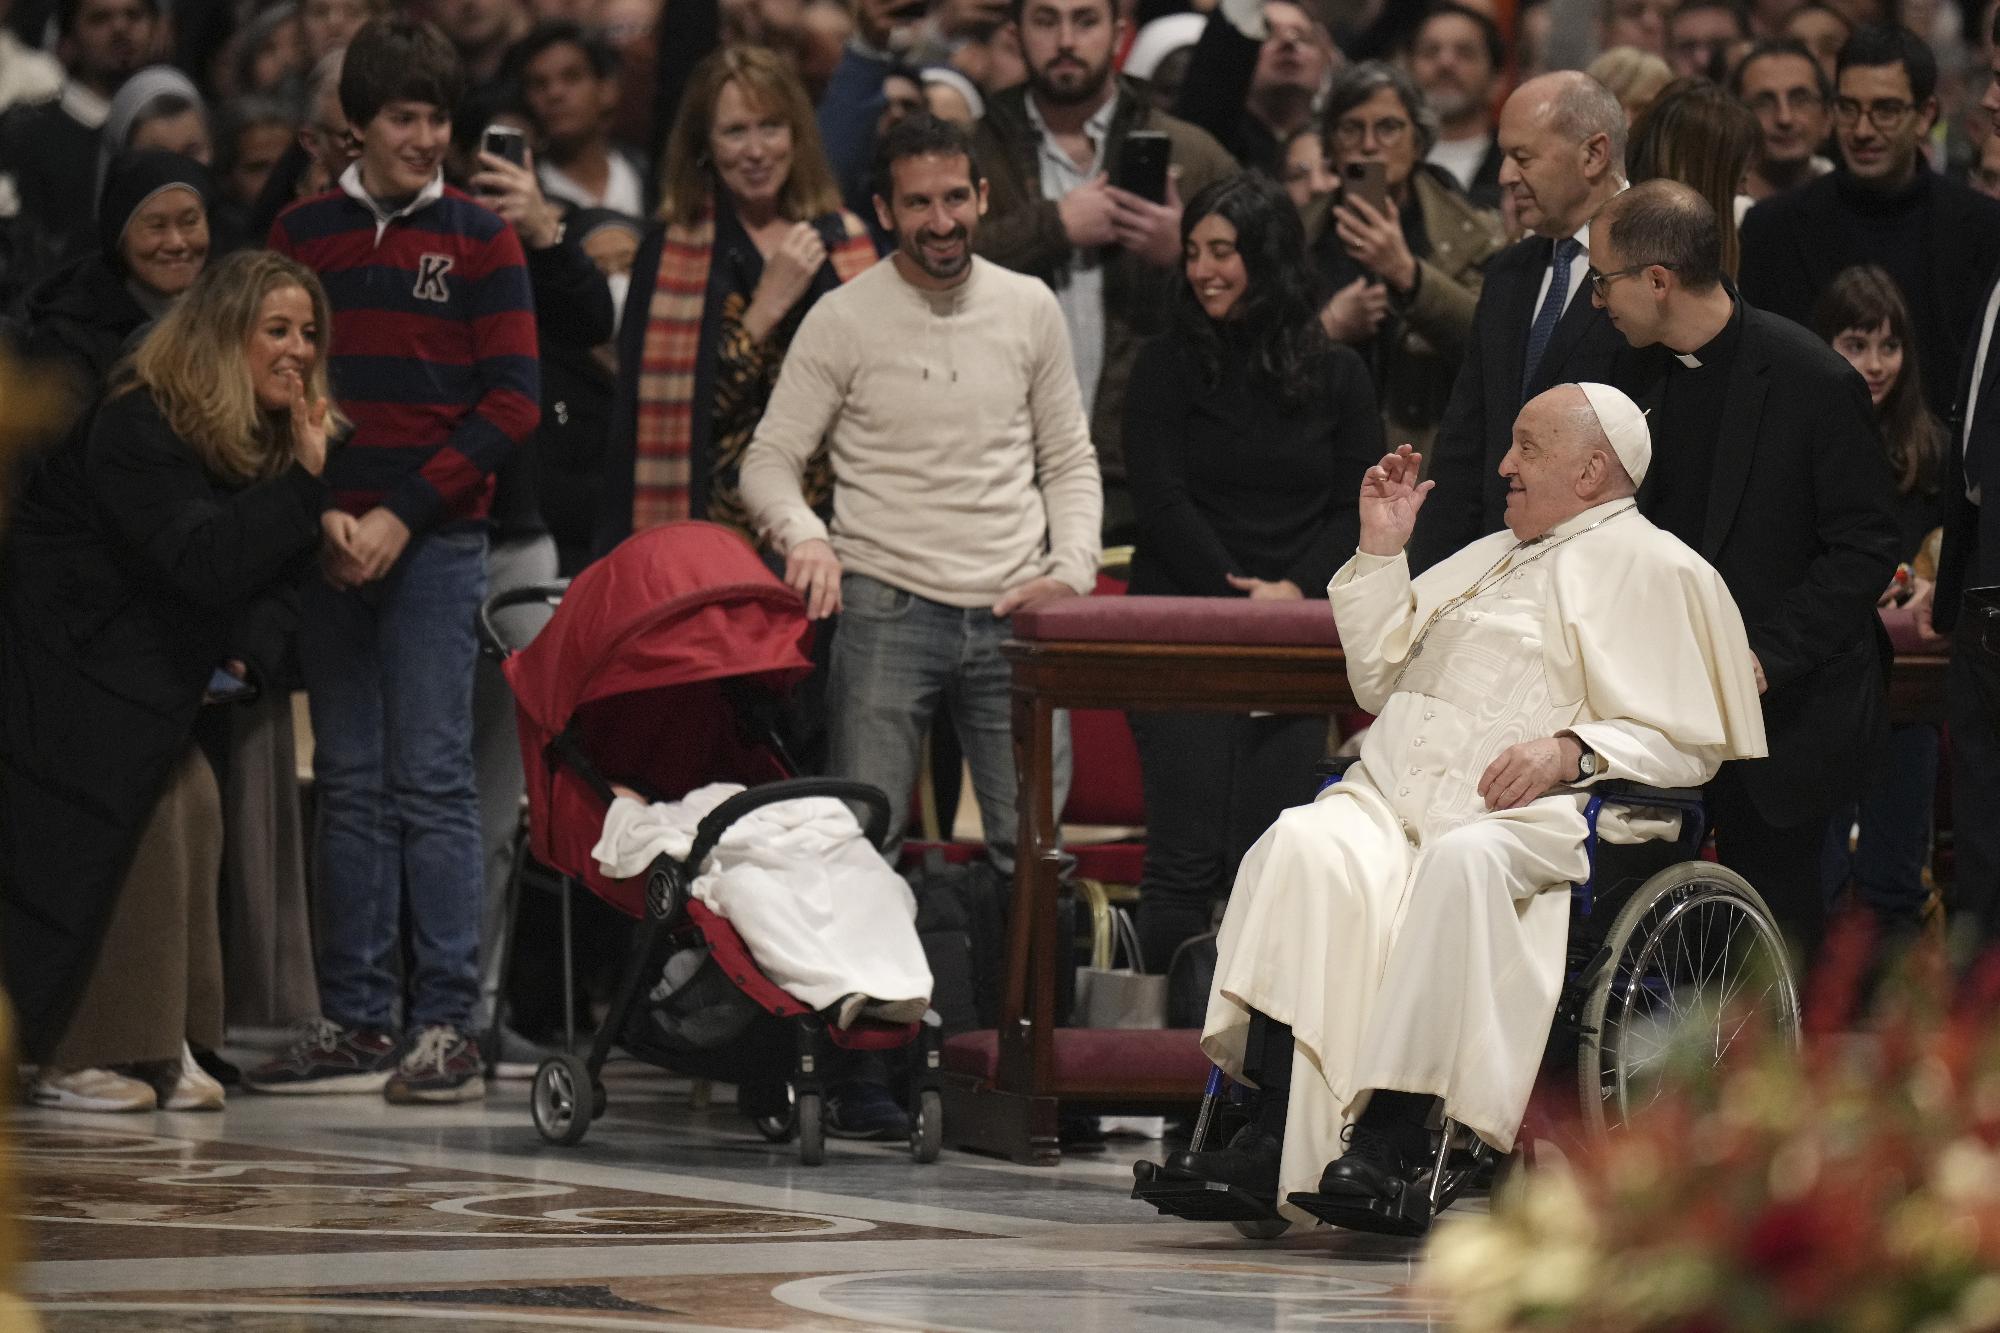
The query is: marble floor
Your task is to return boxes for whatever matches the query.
[9,1060,1470,1331]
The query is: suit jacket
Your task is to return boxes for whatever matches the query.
[1637,304,1902,826]
[972,80,1237,484]
[1409,231,1661,570]
[1935,265,2000,633]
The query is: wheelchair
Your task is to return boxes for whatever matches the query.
[1132,758,1802,1240]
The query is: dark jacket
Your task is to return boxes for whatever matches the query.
[971,80,1236,484]
[18,251,150,423]
[1410,230,1663,569]
[1124,330,1381,597]
[1935,265,2000,634]
[1739,168,2000,420]
[1637,304,1903,826]
[0,389,325,1058]
[1168,7,1284,176]
[0,92,101,272]
[1303,167,1505,455]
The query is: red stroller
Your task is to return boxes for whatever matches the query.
[480,520,943,1164]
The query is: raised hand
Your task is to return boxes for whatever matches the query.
[289,374,329,478]
[1357,444,1435,557]
[744,222,829,342]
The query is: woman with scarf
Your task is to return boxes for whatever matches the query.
[21,150,214,431]
[594,45,875,554]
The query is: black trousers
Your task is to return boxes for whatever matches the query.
[1948,618,2000,937]
[1707,761,1829,970]
[1128,711,1328,972]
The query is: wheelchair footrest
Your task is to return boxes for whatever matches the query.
[1285,1184,1435,1238]
[1131,1160,1281,1224]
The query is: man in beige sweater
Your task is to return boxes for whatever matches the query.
[741,113,1102,878]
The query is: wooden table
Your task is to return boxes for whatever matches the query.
[938,596,1953,1165]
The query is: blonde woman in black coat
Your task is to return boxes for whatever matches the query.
[1,250,336,1111]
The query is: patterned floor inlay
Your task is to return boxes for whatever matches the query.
[15,1123,967,1260]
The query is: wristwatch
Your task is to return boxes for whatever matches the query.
[1574,745,1599,782]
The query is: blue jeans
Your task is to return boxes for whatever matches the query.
[302,526,488,1031]
[827,571,1069,874]
[1821,721,1940,924]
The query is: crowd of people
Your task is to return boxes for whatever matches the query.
[0,0,1993,1161]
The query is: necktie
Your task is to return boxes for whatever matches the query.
[1521,237,1581,402]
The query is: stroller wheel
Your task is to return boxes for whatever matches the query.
[910,1088,943,1164]
[532,1054,594,1146]
[797,1090,826,1166]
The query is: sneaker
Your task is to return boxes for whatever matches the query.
[383,1025,486,1104]
[161,1043,225,1112]
[32,1067,158,1112]
[243,1019,398,1094]
[824,1079,910,1139]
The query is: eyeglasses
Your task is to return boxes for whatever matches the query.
[1331,116,1410,146]
[1831,96,1916,130]
[1586,262,1673,296]
[1744,89,1825,116]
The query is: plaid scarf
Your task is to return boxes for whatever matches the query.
[632,207,876,532]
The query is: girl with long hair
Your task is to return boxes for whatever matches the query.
[1812,263,1946,931]
[1123,172,1383,971]
[0,251,337,1111]
[596,45,876,551]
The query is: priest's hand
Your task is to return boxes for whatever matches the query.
[1478,736,1576,810]
[1357,444,1435,557]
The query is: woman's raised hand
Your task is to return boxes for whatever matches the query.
[744,221,828,341]
[1357,444,1434,557]
[289,374,329,478]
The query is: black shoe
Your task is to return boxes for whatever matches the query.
[1163,1122,1283,1200]
[825,1080,911,1139]
[1318,1122,1410,1200]
[191,1046,240,1087]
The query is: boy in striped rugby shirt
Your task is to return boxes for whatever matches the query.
[247,15,539,1103]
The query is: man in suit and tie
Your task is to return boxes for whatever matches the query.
[1589,179,1902,957]
[1411,70,1657,570]
[1928,21,2000,942]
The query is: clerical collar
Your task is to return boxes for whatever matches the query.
[1671,293,1743,371]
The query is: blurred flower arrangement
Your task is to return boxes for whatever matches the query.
[1424,923,2000,1333]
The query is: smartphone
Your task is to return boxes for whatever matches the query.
[1342,159,1388,215]
[205,667,256,704]
[483,124,528,170]
[1114,130,1171,205]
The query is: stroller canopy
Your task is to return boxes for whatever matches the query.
[504,521,813,736]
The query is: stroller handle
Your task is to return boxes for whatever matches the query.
[685,779,894,872]
[478,581,569,661]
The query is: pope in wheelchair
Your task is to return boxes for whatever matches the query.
[1135,383,1768,1236]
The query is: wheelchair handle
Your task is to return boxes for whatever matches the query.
[477,581,569,661]
[683,779,895,873]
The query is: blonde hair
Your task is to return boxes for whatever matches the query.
[1587,46,1674,124]
[657,46,844,228]
[119,249,341,484]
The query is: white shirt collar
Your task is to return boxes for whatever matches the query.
[1025,89,1119,147]
[59,80,108,129]
[339,161,446,238]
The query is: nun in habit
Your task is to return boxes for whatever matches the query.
[1169,382,1768,1225]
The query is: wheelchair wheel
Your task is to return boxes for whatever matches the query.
[1576,861,1800,1137]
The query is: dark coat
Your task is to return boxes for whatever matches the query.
[1637,305,1903,826]
[0,389,325,1059]
[1935,264,2000,634]
[1409,231,1663,569]
[971,80,1237,485]
[1738,168,2000,421]
[18,252,150,419]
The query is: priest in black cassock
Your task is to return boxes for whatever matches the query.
[1586,179,1903,959]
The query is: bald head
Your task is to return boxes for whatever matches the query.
[1592,177,1723,292]
[1499,71,1628,237]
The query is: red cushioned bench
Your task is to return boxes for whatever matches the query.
[938,596,1352,1165]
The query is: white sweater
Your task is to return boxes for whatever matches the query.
[739,255,1103,607]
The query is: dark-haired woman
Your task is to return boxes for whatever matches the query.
[1813,265,1947,932]
[1123,172,1384,972]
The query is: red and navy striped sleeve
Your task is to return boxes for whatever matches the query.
[269,187,541,529]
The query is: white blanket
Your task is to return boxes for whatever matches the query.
[591,783,933,1014]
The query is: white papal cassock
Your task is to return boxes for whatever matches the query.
[1202,497,1766,1218]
